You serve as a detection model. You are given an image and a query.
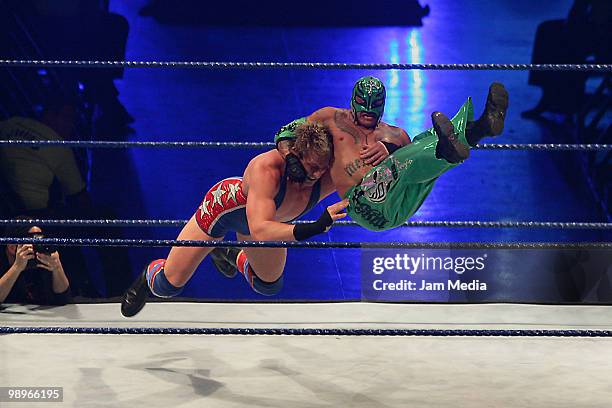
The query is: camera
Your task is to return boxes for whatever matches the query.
[25,232,58,270]
[30,232,57,254]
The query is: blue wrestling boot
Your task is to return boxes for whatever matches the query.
[209,247,240,278]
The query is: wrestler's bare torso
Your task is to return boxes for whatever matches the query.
[308,107,411,197]
[241,150,335,222]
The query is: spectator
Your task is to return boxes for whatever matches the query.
[0,100,86,213]
[0,100,132,298]
[0,217,71,305]
[522,0,612,119]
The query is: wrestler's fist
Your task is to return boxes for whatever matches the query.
[360,141,389,166]
[326,199,349,222]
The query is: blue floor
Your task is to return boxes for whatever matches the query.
[85,0,610,300]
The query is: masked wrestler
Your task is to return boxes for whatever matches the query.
[274,76,509,231]
[121,122,347,317]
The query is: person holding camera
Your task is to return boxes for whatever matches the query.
[0,219,70,305]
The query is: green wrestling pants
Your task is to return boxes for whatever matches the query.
[345,98,474,231]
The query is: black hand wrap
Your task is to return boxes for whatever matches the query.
[380,141,401,154]
[293,209,334,241]
[285,153,307,183]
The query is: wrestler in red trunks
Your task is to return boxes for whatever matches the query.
[121,122,348,317]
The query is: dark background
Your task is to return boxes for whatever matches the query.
[1,0,610,302]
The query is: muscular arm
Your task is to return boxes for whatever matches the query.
[245,161,297,241]
[246,158,342,241]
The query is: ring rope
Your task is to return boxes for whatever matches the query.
[1,60,611,72]
[0,238,609,249]
[0,219,609,230]
[0,140,610,151]
[1,327,611,337]
[0,140,276,149]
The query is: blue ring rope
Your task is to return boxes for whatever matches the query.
[1,60,611,72]
[0,218,609,229]
[0,140,610,151]
[0,237,609,249]
[1,326,611,337]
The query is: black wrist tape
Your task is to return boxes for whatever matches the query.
[293,209,333,241]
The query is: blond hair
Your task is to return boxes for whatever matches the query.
[292,122,333,166]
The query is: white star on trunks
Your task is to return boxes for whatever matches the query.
[226,182,241,205]
[199,198,211,216]
[211,184,227,208]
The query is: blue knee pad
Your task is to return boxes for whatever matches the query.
[251,273,284,296]
[240,257,284,296]
[145,259,184,298]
